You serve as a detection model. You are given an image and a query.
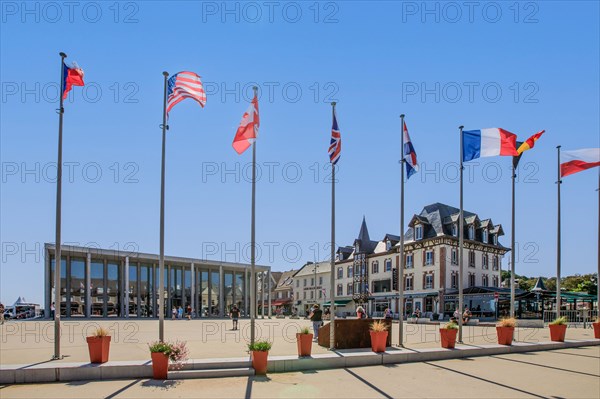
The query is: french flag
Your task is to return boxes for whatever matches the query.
[462,128,518,162]
[560,148,600,178]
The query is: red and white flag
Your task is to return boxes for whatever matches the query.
[232,94,259,154]
[560,148,600,177]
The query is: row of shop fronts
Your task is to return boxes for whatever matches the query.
[45,244,270,318]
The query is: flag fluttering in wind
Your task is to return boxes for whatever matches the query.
[513,130,545,168]
[328,109,341,164]
[166,71,206,116]
[62,62,84,99]
[402,121,418,179]
[232,93,259,154]
[462,128,518,162]
[560,148,600,177]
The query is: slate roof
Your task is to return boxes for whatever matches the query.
[275,269,297,290]
[353,216,378,254]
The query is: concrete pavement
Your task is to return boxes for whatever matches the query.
[2,346,599,398]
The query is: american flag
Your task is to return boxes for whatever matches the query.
[166,71,206,116]
[328,108,341,165]
[403,121,419,179]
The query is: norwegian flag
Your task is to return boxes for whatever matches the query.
[328,109,341,165]
[232,94,259,154]
[403,121,419,179]
[166,71,206,116]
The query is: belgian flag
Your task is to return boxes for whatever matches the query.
[513,130,545,168]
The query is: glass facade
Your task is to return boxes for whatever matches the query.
[46,248,261,319]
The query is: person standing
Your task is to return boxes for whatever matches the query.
[172,306,177,320]
[356,306,367,319]
[50,302,55,319]
[230,305,240,330]
[0,302,5,324]
[384,307,392,319]
[177,306,183,319]
[308,304,323,342]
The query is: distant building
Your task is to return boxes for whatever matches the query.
[272,269,296,314]
[334,203,510,318]
[292,261,332,316]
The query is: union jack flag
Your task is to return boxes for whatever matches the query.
[328,108,341,165]
[403,121,419,179]
[166,71,206,116]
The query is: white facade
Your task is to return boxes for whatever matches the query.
[291,262,332,316]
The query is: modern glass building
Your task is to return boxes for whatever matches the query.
[44,243,271,318]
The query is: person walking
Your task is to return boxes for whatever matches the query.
[172,306,177,320]
[177,306,183,319]
[230,305,240,330]
[308,304,323,342]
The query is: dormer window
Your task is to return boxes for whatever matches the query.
[386,240,392,251]
[482,230,488,243]
[415,225,423,240]
[468,225,474,240]
[493,235,498,245]
[452,224,457,237]
[355,243,360,253]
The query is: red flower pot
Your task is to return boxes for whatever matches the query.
[251,351,269,375]
[549,324,567,342]
[496,327,514,346]
[592,322,600,339]
[86,336,111,363]
[440,328,458,349]
[369,331,388,353]
[151,352,169,380]
[296,333,313,357]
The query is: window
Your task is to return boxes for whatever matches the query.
[482,230,488,243]
[337,267,343,279]
[425,250,434,265]
[469,273,475,287]
[451,248,458,265]
[406,254,413,268]
[469,251,475,267]
[493,235,498,245]
[303,278,307,287]
[482,254,488,269]
[451,272,458,289]
[492,276,499,287]
[303,291,306,299]
[468,225,475,240]
[452,224,457,236]
[355,243,360,253]
[296,280,299,288]
[319,290,322,299]
[372,261,379,274]
[310,277,314,286]
[482,275,489,287]
[415,225,423,240]
[373,279,391,293]
[385,259,392,272]
[386,240,392,251]
[310,290,314,299]
[424,274,433,289]
[347,266,353,278]
[337,284,343,296]
[319,276,323,285]
[347,283,353,295]
[492,256,499,271]
[405,275,414,291]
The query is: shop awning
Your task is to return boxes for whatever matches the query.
[271,299,292,306]
[323,299,353,306]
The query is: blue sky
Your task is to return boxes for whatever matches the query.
[1,1,599,306]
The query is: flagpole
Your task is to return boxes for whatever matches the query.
[52,51,67,360]
[398,114,405,347]
[250,86,258,345]
[597,172,599,314]
[458,125,464,343]
[329,101,337,350]
[159,71,169,342]
[510,163,516,318]
[556,145,562,319]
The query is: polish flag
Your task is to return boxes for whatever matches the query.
[560,148,600,178]
[232,94,259,155]
[462,128,518,162]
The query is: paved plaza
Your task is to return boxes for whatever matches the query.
[1,318,598,365]
[1,346,598,398]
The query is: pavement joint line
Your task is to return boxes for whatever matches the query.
[1,339,598,384]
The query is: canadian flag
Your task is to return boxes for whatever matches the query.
[232,94,259,154]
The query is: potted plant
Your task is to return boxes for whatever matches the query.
[296,327,313,357]
[496,317,516,345]
[248,340,272,375]
[369,320,389,353]
[593,317,600,339]
[548,316,568,342]
[439,320,459,349]
[86,327,111,363]
[148,341,189,380]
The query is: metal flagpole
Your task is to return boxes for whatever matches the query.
[510,163,516,318]
[597,172,599,314]
[329,101,337,350]
[398,114,405,347]
[556,146,562,319]
[458,125,464,343]
[250,86,258,345]
[158,71,169,341]
[52,51,67,360]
